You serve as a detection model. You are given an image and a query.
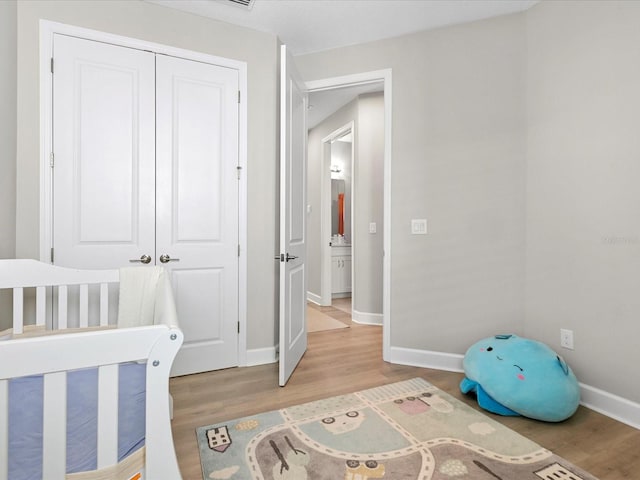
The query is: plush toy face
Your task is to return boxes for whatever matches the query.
[462,334,580,422]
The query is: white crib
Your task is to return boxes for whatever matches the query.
[0,259,183,480]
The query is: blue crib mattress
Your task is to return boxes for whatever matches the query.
[8,363,146,479]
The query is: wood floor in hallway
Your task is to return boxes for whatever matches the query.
[169,323,639,480]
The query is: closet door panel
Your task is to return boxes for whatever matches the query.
[52,34,156,269]
[155,55,239,375]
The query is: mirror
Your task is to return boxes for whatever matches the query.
[330,133,352,244]
[331,179,346,239]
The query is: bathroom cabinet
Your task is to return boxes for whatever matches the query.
[331,246,352,296]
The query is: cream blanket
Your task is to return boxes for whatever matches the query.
[117,266,178,328]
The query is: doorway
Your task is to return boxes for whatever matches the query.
[305,71,391,360]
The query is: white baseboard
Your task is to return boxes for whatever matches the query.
[245,342,640,429]
[580,383,640,430]
[389,346,640,430]
[389,346,464,373]
[352,309,383,326]
[306,291,322,305]
[245,346,278,367]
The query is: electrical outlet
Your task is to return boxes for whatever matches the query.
[560,329,574,350]
[411,219,427,235]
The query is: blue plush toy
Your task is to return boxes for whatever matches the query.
[460,334,580,422]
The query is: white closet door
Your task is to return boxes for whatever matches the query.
[155,55,240,375]
[52,34,156,269]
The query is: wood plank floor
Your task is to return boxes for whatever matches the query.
[170,323,640,480]
[307,298,352,327]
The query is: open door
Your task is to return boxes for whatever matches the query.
[278,45,308,386]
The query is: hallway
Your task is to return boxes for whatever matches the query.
[306,297,352,332]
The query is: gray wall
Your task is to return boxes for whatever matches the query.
[307,93,384,317]
[0,0,17,330]
[354,93,384,315]
[297,14,527,353]
[298,1,640,404]
[14,0,279,350]
[526,0,640,403]
[307,99,359,297]
[7,0,640,404]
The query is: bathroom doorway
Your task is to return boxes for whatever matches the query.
[306,79,386,329]
[325,123,353,311]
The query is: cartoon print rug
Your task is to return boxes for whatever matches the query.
[196,377,598,480]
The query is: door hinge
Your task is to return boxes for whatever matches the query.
[237,321,240,334]
[50,152,54,168]
[238,244,240,257]
[236,165,242,180]
[50,247,54,263]
[50,58,54,74]
[238,90,241,104]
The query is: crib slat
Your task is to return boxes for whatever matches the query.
[97,364,119,468]
[58,285,68,329]
[79,284,89,328]
[99,283,109,326]
[42,372,67,479]
[36,286,46,326]
[12,287,23,335]
[0,379,8,480]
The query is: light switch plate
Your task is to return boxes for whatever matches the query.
[369,222,377,234]
[411,219,427,235]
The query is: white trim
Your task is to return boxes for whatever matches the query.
[39,22,54,264]
[306,69,392,363]
[237,59,249,367]
[306,70,391,92]
[306,291,322,305]
[351,309,382,326]
[389,346,465,373]
[245,346,278,367]
[390,346,640,430]
[382,72,392,364]
[39,19,248,368]
[321,122,354,309]
[580,383,640,430]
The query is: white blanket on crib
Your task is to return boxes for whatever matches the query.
[117,266,178,328]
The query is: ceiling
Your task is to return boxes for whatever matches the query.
[146,0,539,56]
[307,82,383,129]
[146,0,538,128]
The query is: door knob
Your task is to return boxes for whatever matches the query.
[130,254,152,264]
[274,253,299,262]
[159,254,180,263]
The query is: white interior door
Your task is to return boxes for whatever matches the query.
[279,45,308,387]
[52,34,240,374]
[156,55,240,376]
[52,34,156,269]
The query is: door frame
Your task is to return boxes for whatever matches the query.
[306,69,392,361]
[38,20,249,365]
[320,121,354,307]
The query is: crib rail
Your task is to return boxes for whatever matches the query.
[0,259,119,334]
[0,259,183,480]
[0,325,184,480]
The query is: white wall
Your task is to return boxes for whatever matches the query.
[526,0,640,403]
[14,0,279,351]
[0,0,17,330]
[297,14,527,353]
